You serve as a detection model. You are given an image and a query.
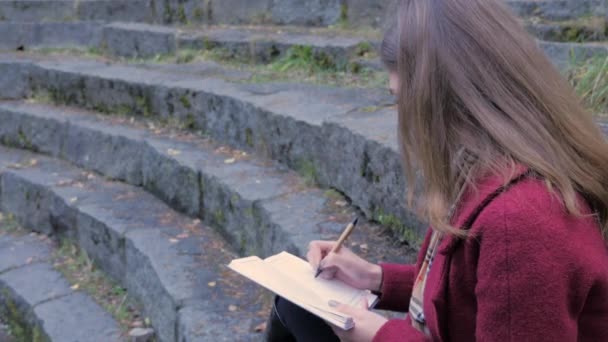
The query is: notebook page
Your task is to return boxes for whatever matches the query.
[264,252,376,308]
[228,256,352,328]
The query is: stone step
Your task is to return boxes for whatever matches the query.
[539,40,608,69]
[0,147,267,341]
[0,0,154,23]
[0,0,604,26]
[0,98,418,253]
[103,22,377,67]
[0,54,422,242]
[507,0,607,21]
[0,21,103,51]
[524,17,607,43]
[0,230,124,341]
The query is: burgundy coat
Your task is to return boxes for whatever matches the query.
[373,167,608,341]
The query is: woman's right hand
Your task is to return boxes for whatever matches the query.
[307,240,383,292]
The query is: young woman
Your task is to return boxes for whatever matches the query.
[266,0,608,341]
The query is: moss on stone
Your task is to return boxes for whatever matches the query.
[213,210,226,225]
[179,94,192,109]
[339,4,349,28]
[17,129,33,150]
[296,159,319,186]
[135,96,153,117]
[374,209,423,247]
[192,7,204,21]
[245,128,254,148]
[355,41,373,57]
[177,4,188,24]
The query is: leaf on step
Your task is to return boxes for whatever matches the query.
[224,158,236,164]
[7,163,23,169]
[176,233,189,239]
[335,200,347,207]
[254,322,267,333]
[167,148,181,156]
[208,281,216,287]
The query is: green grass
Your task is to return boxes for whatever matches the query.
[567,54,608,115]
[53,239,150,334]
[0,213,21,234]
[29,44,388,89]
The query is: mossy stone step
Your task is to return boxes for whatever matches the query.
[0,147,270,341]
[0,232,124,342]
[525,17,607,42]
[102,22,376,68]
[507,0,607,21]
[0,55,421,243]
[0,99,419,255]
[0,21,103,51]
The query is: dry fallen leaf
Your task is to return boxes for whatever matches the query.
[71,284,80,290]
[228,305,238,312]
[167,148,181,156]
[335,200,347,207]
[208,281,217,287]
[224,158,236,164]
[254,322,267,333]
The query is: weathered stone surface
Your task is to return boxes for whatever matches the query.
[506,0,607,21]
[103,22,178,58]
[270,0,342,26]
[209,0,271,25]
[539,41,608,69]
[178,25,370,66]
[177,306,261,342]
[0,22,103,50]
[0,234,123,342]
[0,0,152,22]
[0,60,35,100]
[0,233,51,274]
[0,147,275,341]
[35,292,123,342]
[0,263,73,314]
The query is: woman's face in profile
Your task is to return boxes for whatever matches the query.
[389,72,399,96]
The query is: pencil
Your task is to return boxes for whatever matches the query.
[314,217,359,278]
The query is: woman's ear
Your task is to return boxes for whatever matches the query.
[389,72,400,96]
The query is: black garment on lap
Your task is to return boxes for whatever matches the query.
[272,296,340,342]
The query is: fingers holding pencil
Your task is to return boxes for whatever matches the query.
[314,217,358,278]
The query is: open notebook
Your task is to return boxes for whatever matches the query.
[228,251,378,330]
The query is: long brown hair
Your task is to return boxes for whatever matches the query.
[381,0,608,239]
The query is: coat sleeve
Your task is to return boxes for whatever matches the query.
[473,195,591,341]
[372,317,432,342]
[373,263,416,312]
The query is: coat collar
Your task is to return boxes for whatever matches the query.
[438,164,530,255]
